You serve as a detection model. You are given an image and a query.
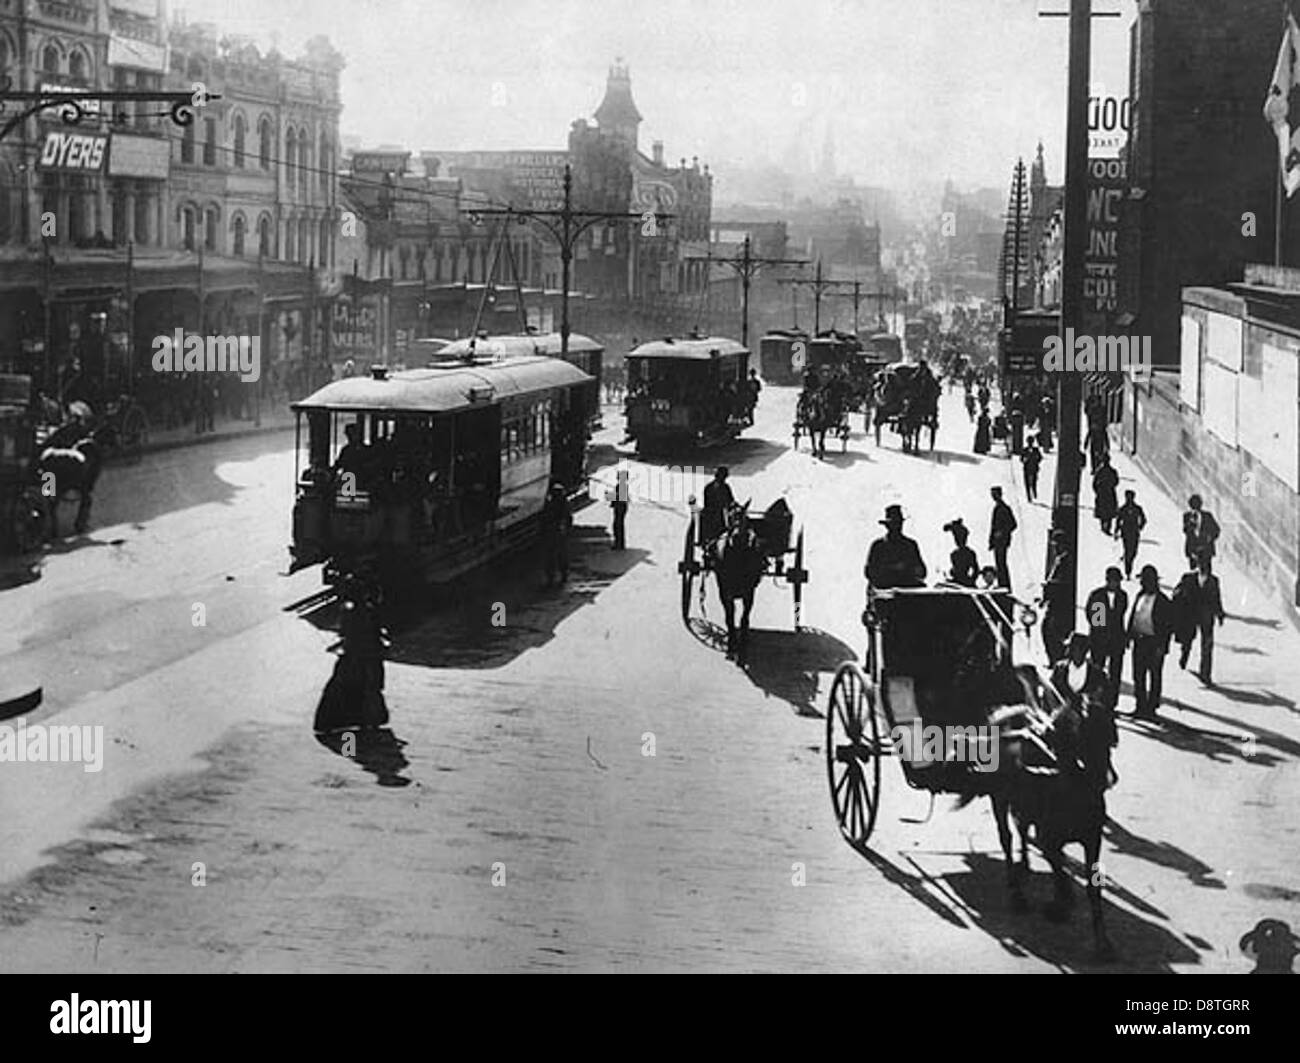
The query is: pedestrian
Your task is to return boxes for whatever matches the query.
[1127,564,1175,720]
[1174,557,1226,685]
[607,466,629,550]
[964,388,976,423]
[943,518,979,587]
[745,368,762,426]
[1040,528,1071,664]
[1085,412,1110,470]
[1092,455,1119,535]
[1021,436,1042,502]
[1182,494,1221,571]
[1085,566,1129,706]
[700,466,735,558]
[865,504,927,591]
[314,576,390,734]
[1038,394,1055,451]
[539,480,572,587]
[1009,404,1025,456]
[973,409,992,454]
[1114,489,1146,579]
[987,485,1017,591]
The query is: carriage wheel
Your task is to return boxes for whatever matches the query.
[677,520,698,623]
[826,662,882,849]
[789,527,807,630]
[118,405,149,462]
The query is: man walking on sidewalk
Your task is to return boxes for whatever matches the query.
[1092,455,1119,535]
[1086,566,1129,706]
[1020,436,1042,503]
[1114,489,1146,579]
[988,486,1017,592]
[1175,558,1226,685]
[1182,494,1221,571]
[1128,564,1175,720]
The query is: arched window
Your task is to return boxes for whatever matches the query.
[232,114,246,168]
[203,117,217,166]
[42,44,60,75]
[68,50,87,82]
[285,129,297,189]
[0,37,10,74]
[298,217,310,264]
[232,215,246,257]
[318,216,331,267]
[182,206,197,251]
[181,121,195,164]
[258,117,272,170]
[205,207,218,251]
[258,214,271,257]
[285,217,296,262]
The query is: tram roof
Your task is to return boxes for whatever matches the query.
[627,337,749,361]
[291,355,592,414]
[438,332,603,360]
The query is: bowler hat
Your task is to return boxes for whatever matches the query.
[880,504,905,526]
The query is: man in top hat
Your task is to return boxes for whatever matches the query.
[865,504,927,591]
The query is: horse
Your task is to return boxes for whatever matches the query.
[712,506,767,664]
[959,672,1117,961]
[795,389,832,460]
[33,426,110,539]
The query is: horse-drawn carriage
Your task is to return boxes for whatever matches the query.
[871,362,941,453]
[825,585,1117,958]
[678,497,808,655]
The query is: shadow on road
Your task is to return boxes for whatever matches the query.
[1103,819,1227,890]
[358,528,649,670]
[685,622,858,718]
[315,728,412,787]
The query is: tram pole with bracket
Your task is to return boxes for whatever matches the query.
[684,235,806,347]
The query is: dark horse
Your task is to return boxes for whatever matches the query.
[958,669,1117,961]
[712,506,767,664]
[34,425,110,539]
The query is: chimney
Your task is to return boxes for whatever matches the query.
[653,140,664,167]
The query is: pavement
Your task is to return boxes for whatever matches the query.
[0,385,1295,973]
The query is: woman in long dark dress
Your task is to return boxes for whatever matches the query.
[973,410,992,455]
[314,581,390,733]
[1092,456,1120,535]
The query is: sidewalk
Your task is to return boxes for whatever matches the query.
[125,406,296,460]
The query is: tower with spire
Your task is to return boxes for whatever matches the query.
[594,58,643,150]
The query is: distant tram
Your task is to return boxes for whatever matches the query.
[624,336,750,452]
[860,332,904,364]
[289,355,594,592]
[758,328,810,385]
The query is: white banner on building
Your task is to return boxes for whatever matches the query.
[1180,315,1201,409]
[108,35,167,73]
[1240,341,1299,490]
[1204,310,1243,371]
[108,133,169,179]
[1201,360,1239,447]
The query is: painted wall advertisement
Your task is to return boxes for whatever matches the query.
[1081,156,1124,336]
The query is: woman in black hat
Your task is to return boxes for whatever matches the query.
[943,518,979,587]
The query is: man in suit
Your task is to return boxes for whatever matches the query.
[865,504,927,590]
[1182,494,1221,570]
[1175,558,1226,685]
[1114,489,1146,579]
[988,486,1017,591]
[1127,564,1175,720]
[1086,566,1129,706]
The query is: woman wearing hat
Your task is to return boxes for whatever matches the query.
[865,504,927,590]
[943,518,979,587]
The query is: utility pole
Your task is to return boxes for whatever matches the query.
[1040,0,1095,652]
[782,261,892,337]
[684,235,805,346]
[469,164,670,358]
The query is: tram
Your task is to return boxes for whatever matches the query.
[624,336,750,452]
[758,328,810,385]
[289,353,594,593]
[438,332,604,430]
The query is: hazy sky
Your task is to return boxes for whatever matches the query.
[174,0,1135,193]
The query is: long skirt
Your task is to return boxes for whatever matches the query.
[314,653,389,733]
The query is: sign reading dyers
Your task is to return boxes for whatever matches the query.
[38,130,108,173]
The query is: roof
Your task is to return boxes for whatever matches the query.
[291,356,592,414]
[760,329,809,340]
[628,337,749,361]
[438,333,603,360]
